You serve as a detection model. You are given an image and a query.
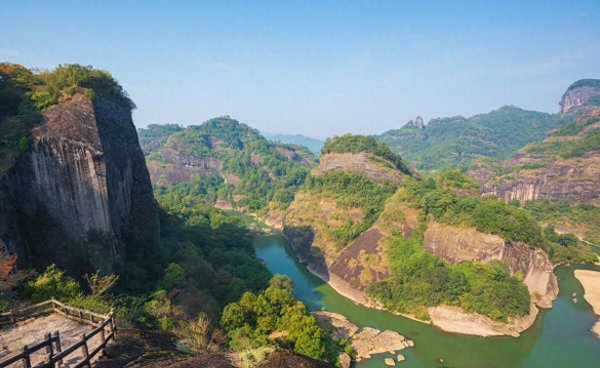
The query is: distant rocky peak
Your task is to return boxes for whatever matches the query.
[405,116,425,129]
[415,116,424,129]
[560,79,600,115]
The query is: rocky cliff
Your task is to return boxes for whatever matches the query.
[483,107,600,203]
[423,222,558,308]
[316,152,405,184]
[559,79,600,116]
[0,94,159,275]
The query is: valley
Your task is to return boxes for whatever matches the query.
[1,63,599,368]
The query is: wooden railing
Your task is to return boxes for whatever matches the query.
[0,299,116,368]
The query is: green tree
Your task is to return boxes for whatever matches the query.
[160,263,186,290]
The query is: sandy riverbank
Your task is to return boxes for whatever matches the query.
[574,269,600,339]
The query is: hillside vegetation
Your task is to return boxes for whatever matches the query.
[377,106,563,170]
[141,117,317,214]
[284,135,409,260]
[520,110,600,159]
[368,172,595,321]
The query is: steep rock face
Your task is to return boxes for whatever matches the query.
[423,222,558,308]
[483,107,600,203]
[316,152,405,184]
[147,149,222,186]
[329,228,388,293]
[423,222,505,263]
[0,94,159,274]
[560,80,600,115]
[484,154,600,203]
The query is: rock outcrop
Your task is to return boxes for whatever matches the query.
[484,153,600,203]
[423,222,558,308]
[148,150,222,186]
[313,311,413,359]
[0,94,159,274]
[329,228,389,295]
[316,152,405,184]
[405,116,425,129]
[559,79,600,116]
[483,107,600,203]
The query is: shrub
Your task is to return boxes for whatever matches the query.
[177,311,227,354]
[21,264,81,302]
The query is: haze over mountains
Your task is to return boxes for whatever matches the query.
[2,61,600,368]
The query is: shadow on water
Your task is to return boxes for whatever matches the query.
[254,233,600,368]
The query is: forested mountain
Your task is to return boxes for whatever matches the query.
[262,132,324,155]
[139,117,317,216]
[377,106,563,170]
[463,80,600,246]
[283,134,595,336]
[476,107,600,246]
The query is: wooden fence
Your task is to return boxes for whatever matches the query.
[0,299,116,368]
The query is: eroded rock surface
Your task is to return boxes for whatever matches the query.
[483,106,600,204]
[316,152,405,184]
[423,222,558,308]
[313,311,413,359]
[0,94,159,274]
[484,153,600,203]
[560,81,600,115]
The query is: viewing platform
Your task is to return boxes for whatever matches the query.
[0,299,116,367]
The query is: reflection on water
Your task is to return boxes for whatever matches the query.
[254,234,600,368]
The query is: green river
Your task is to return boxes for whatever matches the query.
[254,233,600,368]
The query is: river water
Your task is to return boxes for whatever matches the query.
[254,233,600,368]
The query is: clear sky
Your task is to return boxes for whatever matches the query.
[2,1,600,138]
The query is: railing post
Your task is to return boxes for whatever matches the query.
[100,326,106,356]
[80,333,90,368]
[21,345,31,368]
[54,331,63,366]
[44,332,54,364]
[109,311,116,340]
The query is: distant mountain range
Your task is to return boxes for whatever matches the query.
[376,79,600,171]
[262,132,324,155]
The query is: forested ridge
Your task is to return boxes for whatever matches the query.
[377,106,564,170]
[141,117,316,214]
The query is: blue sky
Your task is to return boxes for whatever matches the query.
[2,1,600,138]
